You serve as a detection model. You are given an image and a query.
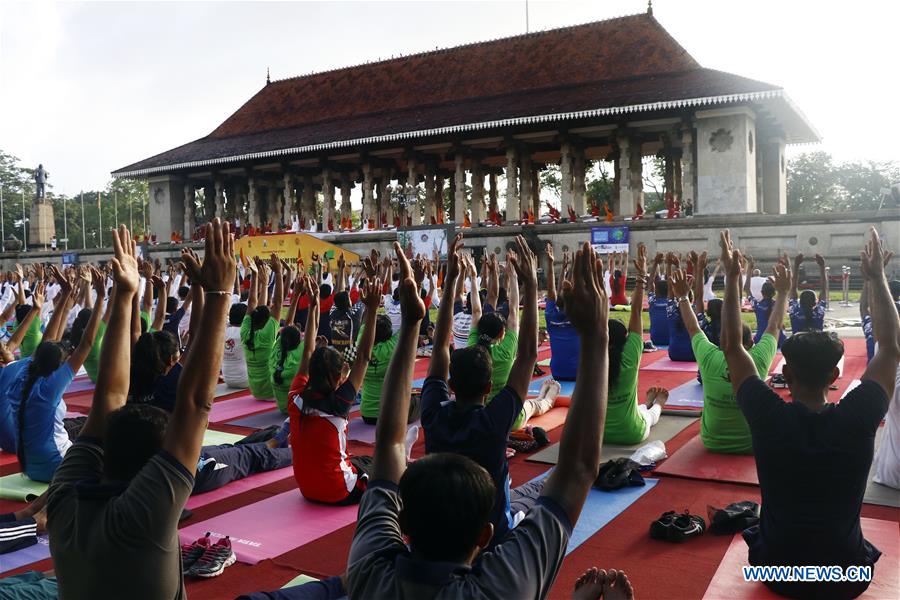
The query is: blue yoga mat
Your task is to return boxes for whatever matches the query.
[527,376,576,397]
[227,410,287,430]
[0,535,50,574]
[566,478,659,555]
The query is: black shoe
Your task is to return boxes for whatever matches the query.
[668,510,706,542]
[770,373,787,388]
[707,501,760,535]
[532,427,549,448]
[650,510,677,540]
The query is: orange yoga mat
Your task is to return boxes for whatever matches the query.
[703,517,899,600]
[654,434,759,485]
[526,406,569,431]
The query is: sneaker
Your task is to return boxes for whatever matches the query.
[181,532,212,575]
[188,536,236,578]
[769,373,787,388]
[650,510,677,540]
[668,510,706,542]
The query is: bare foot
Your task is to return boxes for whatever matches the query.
[538,379,561,403]
[32,507,47,534]
[645,387,669,410]
[572,567,604,600]
[602,569,635,600]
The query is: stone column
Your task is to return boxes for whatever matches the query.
[663,148,675,201]
[339,174,353,224]
[424,164,436,222]
[214,179,225,219]
[617,135,634,216]
[572,147,586,215]
[247,177,259,227]
[488,172,499,216]
[183,183,195,238]
[505,146,519,223]
[435,174,445,222]
[519,152,532,220]
[322,168,336,230]
[681,127,695,211]
[282,172,294,226]
[673,151,683,205]
[470,161,485,223]
[531,164,541,216]
[761,137,787,214]
[406,157,421,226]
[453,155,466,223]
[559,141,573,211]
[267,184,281,228]
[362,163,375,226]
[377,173,390,226]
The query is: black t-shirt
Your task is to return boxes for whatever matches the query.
[329,306,359,352]
[736,376,888,567]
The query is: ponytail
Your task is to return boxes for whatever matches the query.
[607,320,627,386]
[130,331,179,402]
[17,342,65,470]
[273,326,301,385]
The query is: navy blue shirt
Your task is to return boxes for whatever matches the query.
[647,293,669,347]
[420,377,523,541]
[162,307,185,337]
[545,300,578,380]
[665,299,695,362]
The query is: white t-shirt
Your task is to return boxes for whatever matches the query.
[703,275,717,303]
[873,365,900,489]
[749,276,768,301]
[222,324,249,388]
[382,294,403,333]
[452,311,473,350]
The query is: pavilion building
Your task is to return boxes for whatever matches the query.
[113,8,819,240]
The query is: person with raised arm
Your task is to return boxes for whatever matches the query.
[721,228,898,599]
[48,220,239,597]
[545,242,579,381]
[348,240,614,598]
[789,252,828,333]
[421,234,544,543]
[241,255,281,400]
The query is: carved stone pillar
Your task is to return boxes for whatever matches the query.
[519,152,532,219]
[572,147,586,215]
[282,172,294,226]
[424,164,436,222]
[301,175,316,227]
[339,174,353,224]
[247,177,259,227]
[267,184,280,228]
[183,183,195,238]
[406,157,420,226]
[559,141,573,211]
[213,179,225,220]
[681,127,695,210]
[435,174,445,222]
[453,154,466,223]
[322,168,336,230]
[505,147,519,223]
[531,164,541,216]
[377,173,390,226]
[471,161,485,223]
[488,172,499,216]
[617,135,634,216]
[362,163,375,225]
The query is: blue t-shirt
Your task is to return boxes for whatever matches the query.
[647,293,669,346]
[789,298,827,333]
[15,363,75,482]
[152,363,183,413]
[750,296,786,347]
[545,299,579,381]
[0,358,33,453]
[666,300,695,362]
[420,377,522,543]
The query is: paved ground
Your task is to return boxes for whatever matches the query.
[824,301,865,339]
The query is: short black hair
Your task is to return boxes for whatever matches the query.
[15,304,31,324]
[449,345,492,400]
[761,281,775,299]
[229,302,248,326]
[475,312,506,345]
[320,284,332,299]
[104,404,168,481]
[334,290,351,312]
[655,279,668,297]
[399,453,496,562]
[166,297,179,315]
[178,286,190,300]
[375,315,393,344]
[782,331,844,389]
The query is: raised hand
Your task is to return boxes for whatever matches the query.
[151,275,165,290]
[31,281,45,309]
[772,262,792,294]
[270,253,282,276]
[560,242,608,337]
[670,268,691,298]
[859,227,888,280]
[110,225,140,294]
[363,256,377,278]
[633,243,648,277]
[508,235,537,288]
[697,250,709,273]
[394,242,426,322]
[719,230,740,277]
[546,242,554,263]
[90,266,105,295]
[793,252,805,269]
[814,253,826,269]
[412,256,426,286]
[50,264,73,294]
[444,233,464,282]
[360,276,382,311]
[182,219,236,292]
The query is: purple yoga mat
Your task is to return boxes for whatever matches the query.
[209,395,275,423]
[179,490,358,564]
[0,535,50,574]
[226,409,287,430]
[640,357,699,372]
[185,467,293,510]
[347,418,376,444]
[666,380,705,408]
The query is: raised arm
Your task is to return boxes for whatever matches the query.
[693,251,707,315]
[503,236,538,401]
[486,254,499,309]
[540,242,609,524]
[164,219,236,474]
[505,253,520,334]
[467,255,483,326]
[545,243,557,303]
[140,261,154,317]
[428,234,464,379]
[269,254,285,323]
[284,274,302,327]
[348,277,382,391]
[295,276,319,378]
[44,266,73,342]
[665,253,676,299]
[720,231,757,391]
[245,260,259,314]
[859,280,870,320]
[764,264,791,338]
[628,243,648,334]
[859,229,900,397]
[744,256,755,298]
[6,283,43,353]
[814,253,828,305]
[791,253,803,300]
[671,269,702,338]
[79,226,140,440]
[66,268,106,372]
[372,243,426,484]
[150,276,167,332]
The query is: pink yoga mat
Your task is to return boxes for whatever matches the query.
[347,418,376,444]
[703,517,899,600]
[179,490,358,564]
[655,434,758,485]
[641,357,699,372]
[185,467,293,510]
[209,395,275,423]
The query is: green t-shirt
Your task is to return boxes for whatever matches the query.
[693,331,777,454]
[18,316,43,358]
[240,315,278,399]
[140,310,151,332]
[269,332,304,414]
[83,320,107,383]
[467,327,519,403]
[603,331,646,445]
[360,327,399,419]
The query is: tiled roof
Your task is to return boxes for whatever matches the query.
[114,13,806,177]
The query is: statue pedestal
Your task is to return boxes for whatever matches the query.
[29,201,56,248]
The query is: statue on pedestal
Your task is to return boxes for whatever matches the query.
[34,164,49,201]
[29,163,56,248]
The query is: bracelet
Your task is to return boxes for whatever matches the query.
[205,290,232,295]
[675,295,691,304]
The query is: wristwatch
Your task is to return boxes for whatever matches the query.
[675,295,690,305]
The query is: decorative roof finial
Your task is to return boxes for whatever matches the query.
[647,0,653,15]
[266,67,271,85]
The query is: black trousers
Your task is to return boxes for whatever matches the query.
[193,443,292,495]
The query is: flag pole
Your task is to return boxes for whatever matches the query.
[21,190,27,251]
[80,191,86,249]
[63,193,68,251]
[97,191,103,247]
[0,183,5,249]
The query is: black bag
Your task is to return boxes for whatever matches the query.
[594,458,646,491]
[707,500,761,535]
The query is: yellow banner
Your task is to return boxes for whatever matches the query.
[234,232,360,265]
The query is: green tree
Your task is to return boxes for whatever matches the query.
[786,151,840,213]
[539,164,561,199]
[585,160,614,208]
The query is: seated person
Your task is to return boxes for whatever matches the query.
[288,273,380,505]
[270,274,306,414]
[422,235,542,543]
[47,221,241,596]
[222,302,250,389]
[359,315,399,424]
[720,228,898,600]
[241,256,284,400]
[647,278,670,348]
[605,244,667,445]
[347,238,612,599]
[671,260,787,454]
[545,243,579,380]
[749,281,786,347]
[789,252,828,333]
[128,330,183,413]
[0,296,43,453]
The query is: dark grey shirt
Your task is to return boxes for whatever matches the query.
[47,438,194,600]
[347,480,572,599]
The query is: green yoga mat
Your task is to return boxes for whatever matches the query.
[537,358,551,367]
[202,429,245,447]
[0,473,49,501]
[283,574,318,589]
[527,415,698,465]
